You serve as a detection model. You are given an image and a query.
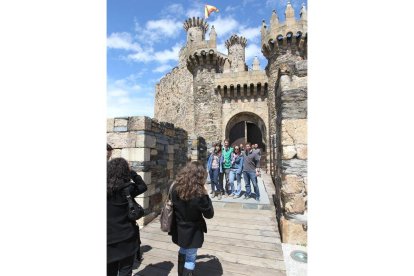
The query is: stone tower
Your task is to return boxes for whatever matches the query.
[225,35,247,72]
[261,3,308,243]
[184,17,227,146]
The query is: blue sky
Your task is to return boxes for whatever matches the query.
[107,0,308,118]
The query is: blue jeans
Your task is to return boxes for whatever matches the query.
[209,168,221,192]
[219,168,231,195]
[228,169,242,196]
[179,247,198,270]
[243,171,260,199]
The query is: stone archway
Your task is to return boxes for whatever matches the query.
[225,112,267,167]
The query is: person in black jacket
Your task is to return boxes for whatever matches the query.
[107,157,147,276]
[169,161,214,276]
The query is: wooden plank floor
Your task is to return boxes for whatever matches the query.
[132,200,286,276]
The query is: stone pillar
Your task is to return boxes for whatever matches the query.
[261,4,308,245]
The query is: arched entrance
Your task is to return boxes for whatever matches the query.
[225,112,267,167]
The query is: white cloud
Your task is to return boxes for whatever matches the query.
[107,96,154,118]
[225,6,239,13]
[209,16,239,38]
[153,44,181,64]
[107,32,139,51]
[107,77,154,118]
[136,18,182,45]
[186,8,203,19]
[146,19,182,37]
[239,26,261,42]
[152,64,172,73]
[161,3,185,17]
[245,43,262,63]
[185,1,204,18]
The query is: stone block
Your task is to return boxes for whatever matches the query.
[107,132,137,148]
[282,159,307,176]
[114,118,128,127]
[121,148,150,162]
[136,134,156,148]
[107,118,114,133]
[280,216,307,245]
[128,116,152,131]
[113,126,128,132]
[282,145,296,159]
[111,149,122,159]
[296,145,307,160]
[167,145,174,154]
[150,149,158,156]
[135,196,149,208]
[281,175,305,194]
[283,193,306,213]
[282,119,307,145]
[138,171,151,184]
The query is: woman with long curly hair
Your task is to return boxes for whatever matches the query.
[107,157,147,276]
[169,161,214,276]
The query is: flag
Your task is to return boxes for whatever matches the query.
[205,4,219,19]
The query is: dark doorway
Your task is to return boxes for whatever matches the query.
[229,121,265,150]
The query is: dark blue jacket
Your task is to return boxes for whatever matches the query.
[230,153,244,174]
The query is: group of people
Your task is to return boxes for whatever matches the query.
[107,144,214,276]
[207,139,262,202]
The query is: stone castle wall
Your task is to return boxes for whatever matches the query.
[274,60,307,244]
[107,116,188,227]
[154,57,194,135]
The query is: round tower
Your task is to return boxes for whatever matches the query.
[261,4,307,134]
[225,35,247,72]
[183,18,228,149]
[183,17,209,47]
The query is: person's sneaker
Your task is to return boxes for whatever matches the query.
[218,193,222,200]
[244,194,249,199]
[255,197,260,202]
[236,194,242,198]
[211,193,216,198]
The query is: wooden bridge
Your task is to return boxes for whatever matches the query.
[132,173,286,276]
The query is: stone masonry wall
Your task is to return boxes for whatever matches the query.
[193,66,222,148]
[154,64,194,136]
[107,116,188,227]
[275,59,307,244]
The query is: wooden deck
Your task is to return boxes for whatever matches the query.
[132,185,286,275]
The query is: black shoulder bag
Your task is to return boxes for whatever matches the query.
[122,186,145,221]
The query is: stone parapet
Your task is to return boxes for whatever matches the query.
[215,70,268,88]
[107,116,188,227]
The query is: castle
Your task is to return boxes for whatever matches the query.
[107,3,308,244]
[154,3,308,242]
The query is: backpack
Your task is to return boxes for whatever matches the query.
[160,182,175,232]
[122,186,145,221]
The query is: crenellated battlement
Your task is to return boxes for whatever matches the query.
[225,35,247,49]
[261,4,307,59]
[183,17,209,32]
[186,49,227,74]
